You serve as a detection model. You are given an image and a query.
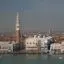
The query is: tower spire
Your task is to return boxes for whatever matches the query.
[16,12,20,31]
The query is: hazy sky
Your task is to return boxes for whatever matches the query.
[0,0,64,32]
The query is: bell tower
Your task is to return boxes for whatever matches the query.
[16,12,21,43]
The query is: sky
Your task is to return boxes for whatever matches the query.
[0,0,64,33]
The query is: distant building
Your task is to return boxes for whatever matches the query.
[15,12,21,44]
[25,34,54,53]
[13,12,24,51]
[61,41,64,53]
[40,35,53,53]
[50,41,64,54]
[25,35,39,52]
[50,43,61,54]
[0,41,15,53]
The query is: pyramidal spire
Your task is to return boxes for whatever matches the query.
[16,12,20,31]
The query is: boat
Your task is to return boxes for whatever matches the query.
[59,57,63,59]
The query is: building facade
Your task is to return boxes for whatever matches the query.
[25,35,39,52]
[0,41,14,53]
[60,41,64,53]
[40,35,53,53]
[25,34,54,53]
[50,43,61,54]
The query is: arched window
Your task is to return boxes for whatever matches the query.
[33,42,35,44]
[36,43,37,45]
[30,42,31,44]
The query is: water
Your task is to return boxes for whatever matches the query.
[0,54,64,64]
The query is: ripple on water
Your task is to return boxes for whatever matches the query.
[0,54,64,64]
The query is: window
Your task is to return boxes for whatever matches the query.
[33,42,35,44]
[36,43,37,45]
[30,42,31,44]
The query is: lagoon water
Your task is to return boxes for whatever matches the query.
[0,54,64,64]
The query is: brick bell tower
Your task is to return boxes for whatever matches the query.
[16,12,21,44]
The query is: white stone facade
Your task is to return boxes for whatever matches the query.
[25,35,38,51]
[25,35,53,53]
[25,35,64,54]
[50,41,64,54]
[61,41,64,53]
[0,41,14,53]
[40,36,53,53]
